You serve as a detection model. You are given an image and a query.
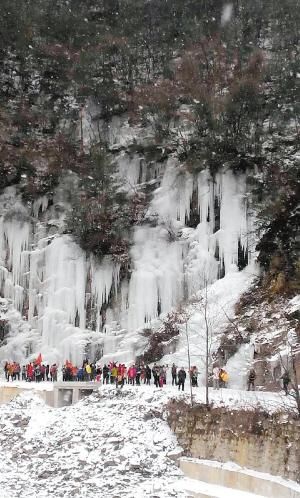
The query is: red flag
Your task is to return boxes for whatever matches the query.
[35,353,42,365]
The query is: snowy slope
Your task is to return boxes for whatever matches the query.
[0,384,298,497]
[0,387,184,498]
[160,264,256,378]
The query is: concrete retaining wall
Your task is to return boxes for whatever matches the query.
[167,401,300,483]
[0,386,26,405]
[179,459,300,498]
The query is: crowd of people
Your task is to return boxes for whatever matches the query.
[3,359,227,392]
[3,359,292,394]
[62,361,191,391]
[4,361,58,382]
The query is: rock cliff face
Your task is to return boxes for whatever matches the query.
[167,401,300,482]
[0,0,299,374]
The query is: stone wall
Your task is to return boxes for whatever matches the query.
[167,401,300,483]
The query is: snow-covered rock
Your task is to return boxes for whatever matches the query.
[0,386,184,497]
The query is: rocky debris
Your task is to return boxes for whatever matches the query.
[0,388,184,497]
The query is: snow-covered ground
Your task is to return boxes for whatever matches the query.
[0,379,55,391]
[0,378,296,413]
[0,387,183,498]
[0,384,298,497]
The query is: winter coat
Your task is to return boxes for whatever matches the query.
[118,365,125,377]
[111,367,118,378]
[103,366,109,376]
[219,370,229,382]
[27,364,34,377]
[248,369,256,382]
[190,367,198,377]
[50,365,57,375]
[178,369,186,381]
[152,367,159,378]
[281,371,290,383]
[77,368,84,379]
[160,367,166,380]
[128,366,136,379]
[213,367,220,380]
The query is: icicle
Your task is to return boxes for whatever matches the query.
[127,226,184,330]
[150,157,194,223]
[3,217,30,286]
[217,170,249,272]
[32,196,49,219]
[117,152,142,190]
[197,169,211,224]
[40,236,87,350]
[91,256,120,332]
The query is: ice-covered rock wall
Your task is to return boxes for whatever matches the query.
[0,116,256,366]
[0,185,121,365]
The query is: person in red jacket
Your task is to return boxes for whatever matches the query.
[128,365,137,385]
[27,363,34,382]
[116,363,125,388]
[40,364,46,381]
[50,364,57,382]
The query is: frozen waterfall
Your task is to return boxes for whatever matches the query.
[0,153,256,366]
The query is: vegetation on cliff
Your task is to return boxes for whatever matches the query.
[0,0,298,283]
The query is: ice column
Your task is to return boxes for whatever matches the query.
[41,236,87,348]
[127,226,184,330]
[0,213,31,312]
[91,256,120,332]
[150,157,194,223]
[216,170,249,271]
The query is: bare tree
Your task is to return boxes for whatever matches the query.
[177,306,194,407]
[199,278,212,407]
[178,278,214,407]
[185,317,193,407]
